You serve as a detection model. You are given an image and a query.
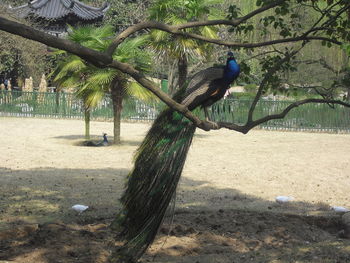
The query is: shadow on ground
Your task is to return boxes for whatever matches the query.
[0,167,349,263]
[53,134,143,147]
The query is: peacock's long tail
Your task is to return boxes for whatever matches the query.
[112,107,196,261]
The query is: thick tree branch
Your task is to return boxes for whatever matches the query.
[212,99,350,134]
[0,17,112,67]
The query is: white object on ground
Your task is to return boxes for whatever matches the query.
[275,196,294,203]
[72,204,89,213]
[331,206,349,213]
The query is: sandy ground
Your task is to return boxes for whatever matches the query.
[0,117,350,263]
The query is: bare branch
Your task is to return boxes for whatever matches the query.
[245,50,279,61]
[247,99,350,130]
[209,99,350,134]
[176,0,287,29]
[302,0,344,36]
[247,48,301,123]
[294,58,347,74]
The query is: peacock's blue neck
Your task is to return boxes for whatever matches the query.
[223,58,240,84]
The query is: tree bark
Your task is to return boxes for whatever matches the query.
[111,77,124,145]
[178,54,188,92]
[84,107,90,140]
[55,90,60,114]
[167,60,178,95]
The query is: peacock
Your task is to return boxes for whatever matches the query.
[84,133,108,147]
[112,52,240,262]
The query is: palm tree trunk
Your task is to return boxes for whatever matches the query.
[167,60,178,95]
[84,107,90,140]
[55,90,60,114]
[178,54,188,91]
[111,77,123,145]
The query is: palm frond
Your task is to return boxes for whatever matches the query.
[53,59,86,82]
[76,83,106,109]
[87,69,117,86]
[113,36,152,72]
[165,14,187,25]
[200,26,218,39]
[126,81,159,103]
[67,24,96,43]
[147,0,224,61]
[59,76,81,89]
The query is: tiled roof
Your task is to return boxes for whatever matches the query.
[12,0,109,20]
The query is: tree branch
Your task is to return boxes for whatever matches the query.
[107,60,228,131]
[302,0,344,36]
[107,22,341,57]
[211,99,350,134]
[0,17,112,67]
[247,99,350,130]
[247,49,301,123]
[106,0,287,55]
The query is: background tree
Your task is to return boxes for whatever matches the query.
[52,25,156,143]
[0,6,50,87]
[148,0,222,94]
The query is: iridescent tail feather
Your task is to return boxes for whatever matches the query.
[111,108,196,261]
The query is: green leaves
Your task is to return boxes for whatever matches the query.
[342,43,350,56]
[239,61,252,83]
[234,24,255,35]
[227,4,241,19]
[260,15,292,38]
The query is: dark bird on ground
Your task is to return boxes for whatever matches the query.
[112,52,240,262]
[84,133,108,147]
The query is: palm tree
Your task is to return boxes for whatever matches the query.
[148,0,222,94]
[52,25,155,143]
[51,53,95,139]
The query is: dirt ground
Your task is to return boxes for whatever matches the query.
[0,117,349,263]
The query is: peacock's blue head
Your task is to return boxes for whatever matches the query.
[227,51,236,61]
[224,51,240,81]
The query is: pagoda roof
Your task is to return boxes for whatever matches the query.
[12,0,109,21]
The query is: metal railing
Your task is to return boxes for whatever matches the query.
[0,90,349,133]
